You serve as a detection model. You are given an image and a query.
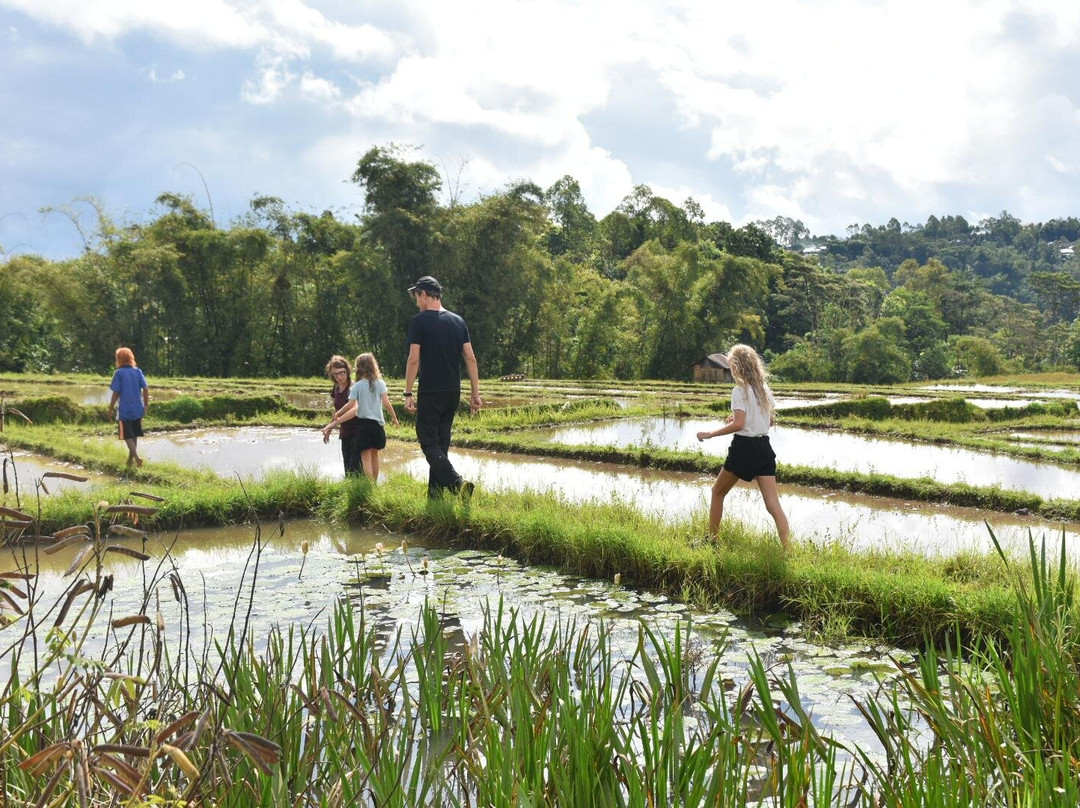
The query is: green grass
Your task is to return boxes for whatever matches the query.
[2,467,1030,650]
[2,513,1079,805]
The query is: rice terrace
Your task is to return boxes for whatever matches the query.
[5,8,1080,800]
[4,369,1080,805]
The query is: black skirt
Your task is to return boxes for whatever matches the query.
[355,418,387,451]
[722,434,776,481]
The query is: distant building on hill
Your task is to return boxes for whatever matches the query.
[691,353,733,383]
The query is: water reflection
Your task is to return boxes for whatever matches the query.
[0,519,904,750]
[138,426,348,479]
[922,383,1080,401]
[132,427,1078,559]
[541,417,1080,496]
[1,450,101,503]
[1011,431,1080,444]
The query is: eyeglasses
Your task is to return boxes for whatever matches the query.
[332,369,349,377]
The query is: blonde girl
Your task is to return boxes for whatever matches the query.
[695,344,790,550]
[322,353,400,481]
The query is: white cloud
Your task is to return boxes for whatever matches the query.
[147,67,185,83]
[0,0,266,47]
[299,71,341,102]
[5,0,1080,250]
[1047,155,1074,175]
[241,56,295,104]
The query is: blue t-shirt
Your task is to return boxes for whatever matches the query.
[348,378,388,424]
[109,366,147,421]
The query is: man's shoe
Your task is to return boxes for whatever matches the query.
[460,481,475,500]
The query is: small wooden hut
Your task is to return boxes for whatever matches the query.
[691,353,733,383]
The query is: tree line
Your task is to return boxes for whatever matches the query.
[3,144,1080,383]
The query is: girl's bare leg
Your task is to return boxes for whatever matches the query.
[755,475,790,550]
[708,469,740,537]
[362,449,379,481]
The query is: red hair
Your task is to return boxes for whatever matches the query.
[115,347,137,368]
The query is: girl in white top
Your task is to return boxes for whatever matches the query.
[695,344,790,550]
[322,352,400,481]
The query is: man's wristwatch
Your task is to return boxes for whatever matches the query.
[403,391,413,397]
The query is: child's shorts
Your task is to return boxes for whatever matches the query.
[355,418,387,451]
[118,419,143,439]
[722,434,776,481]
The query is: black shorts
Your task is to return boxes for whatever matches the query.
[722,434,776,481]
[118,419,143,439]
[355,418,387,451]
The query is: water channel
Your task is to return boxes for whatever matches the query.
[24,426,1063,559]
[540,417,1080,496]
[0,519,908,752]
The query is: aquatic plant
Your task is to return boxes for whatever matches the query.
[3,464,1080,804]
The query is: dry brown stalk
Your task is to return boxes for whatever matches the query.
[52,525,91,540]
[103,545,150,561]
[128,491,165,502]
[63,544,95,578]
[19,742,72,777]
[158,743,200,779]
[44,534,90,555]
[54,580,95,627]
[111,615,151,629]
[41,472,88,483]
[154,710,200,745]
[104,505,159,516]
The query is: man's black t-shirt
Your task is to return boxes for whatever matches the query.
[406,309,471,394]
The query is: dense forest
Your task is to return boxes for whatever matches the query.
[2,145,1080,383]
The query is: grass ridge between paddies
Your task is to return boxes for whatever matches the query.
[4,470,1027,652]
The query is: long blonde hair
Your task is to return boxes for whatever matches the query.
[354,352,383,392]
[727,344,774,421]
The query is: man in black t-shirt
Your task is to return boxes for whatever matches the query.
[403,275,483,496]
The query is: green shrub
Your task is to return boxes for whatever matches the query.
[12,395,86,424]
[201,394,289,420]
[785,396,987,423]
[985,399,1080,422]
[785,396,893,419]
[155,394,205,423]
[894,397,986,423]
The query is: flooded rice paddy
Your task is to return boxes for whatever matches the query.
[921,383,1080,398]
[1,449,103,501]
[1,519,909,751]
[541,417,1080,495]
[101,427,1080,558]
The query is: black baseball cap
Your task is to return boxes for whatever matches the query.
[407,275,442,295]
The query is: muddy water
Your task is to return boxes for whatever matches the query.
[29,385,185,406]
[922,383,1080,401]
[1010,431,1080,444]
[541,417,1080,495]
[132,427,1077,558]
[1,450,102,504]
[138,426,348,479]
[0,519,908,750]
[774,396,848,409]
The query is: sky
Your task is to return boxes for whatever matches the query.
[2,0,1080,260]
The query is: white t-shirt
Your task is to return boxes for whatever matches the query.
[348,378,388,424]
[731,384,772,437]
